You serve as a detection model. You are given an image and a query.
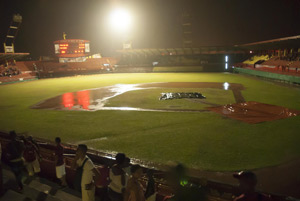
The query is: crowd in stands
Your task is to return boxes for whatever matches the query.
[237,52,300,75]
[278,52,300,62]
[0,66,21,77]
[243,51,300,64]
[0,131,276,201]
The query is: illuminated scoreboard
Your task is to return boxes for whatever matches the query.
[54,39,90,58]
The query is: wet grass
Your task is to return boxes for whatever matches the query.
[105,88,235,110]
[0,73,300,171]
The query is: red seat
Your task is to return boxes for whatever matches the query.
[95,166,110,188]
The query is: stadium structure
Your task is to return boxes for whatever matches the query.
[3,32,300,84]
[1,13,300,84]
[1,13,300,201]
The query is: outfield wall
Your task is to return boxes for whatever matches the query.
[153,66,204,72]
[153,63,227,72]
[233,67,300,84]
[114,66,153,73]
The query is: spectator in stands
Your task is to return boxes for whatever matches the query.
[123,157,131,176]
[6,131,25,191]
[144,169,156,201]
[0,66,21,78]
[165,164,206,201]
[233,171,272,201]
[54,137,67,187]
[72,144,100,201]
[22,136,41,176]
[108,153,127,201]
[0,141,2,194]
[124,165,145,201]
[28,136,40,155]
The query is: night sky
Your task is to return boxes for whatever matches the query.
[1,0,300,57]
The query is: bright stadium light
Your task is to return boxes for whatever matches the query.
[225,55,228,62]
[223,82,229,90]
[109,8,132,32]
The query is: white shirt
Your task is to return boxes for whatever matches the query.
[109,169,124,193]
[76,156,95,187]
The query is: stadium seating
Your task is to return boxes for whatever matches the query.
[0,131,289,201]
[236,54,300,77]
[262,56,288,66]
[0,64,36,83]
[34,58,118,78]
[15,61,37,72]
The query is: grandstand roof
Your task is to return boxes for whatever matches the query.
[0,53,30,63]
[238,35,300,50]
[117,47,246,56]
[118,35,300,56]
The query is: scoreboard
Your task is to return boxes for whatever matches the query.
[54,39,90,58]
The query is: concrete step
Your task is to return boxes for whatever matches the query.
[22,183,52,201]
[2,165,101,201]
[0,189,32,201]
[29,177,82,201]
[22,178,82,201]
[54,190,82,201]
[2,168,15,185]
[28,180,52,194]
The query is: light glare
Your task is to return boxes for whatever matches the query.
[223,82,229,90]
[109,8,132,32]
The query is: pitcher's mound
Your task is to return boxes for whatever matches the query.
[207,101,300,124]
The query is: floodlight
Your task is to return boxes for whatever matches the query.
[223,82,229,90]
[109,8,132,32]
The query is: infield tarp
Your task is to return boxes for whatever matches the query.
[208,101,300,124]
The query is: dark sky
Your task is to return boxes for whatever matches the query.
[1,0,300,57]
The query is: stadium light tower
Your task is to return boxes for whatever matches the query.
[108,7,133,50]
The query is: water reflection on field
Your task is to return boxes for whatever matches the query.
[31,82,245,112]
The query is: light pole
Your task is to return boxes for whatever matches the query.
[108,7,133,52]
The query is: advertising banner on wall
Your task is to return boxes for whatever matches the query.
[85,43,90,53]
[54,44,60,54]
[123,43,132,50]
[4,45,14,53]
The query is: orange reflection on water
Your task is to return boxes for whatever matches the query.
[62,92,75,109]
[77,90,90,110]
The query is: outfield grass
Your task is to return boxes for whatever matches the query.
[0,73,300,171]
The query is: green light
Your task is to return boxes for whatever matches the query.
[180,180,188,186]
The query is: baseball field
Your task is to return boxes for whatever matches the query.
[0,72,300,171]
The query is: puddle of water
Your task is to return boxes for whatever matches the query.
[31,82,245,112]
